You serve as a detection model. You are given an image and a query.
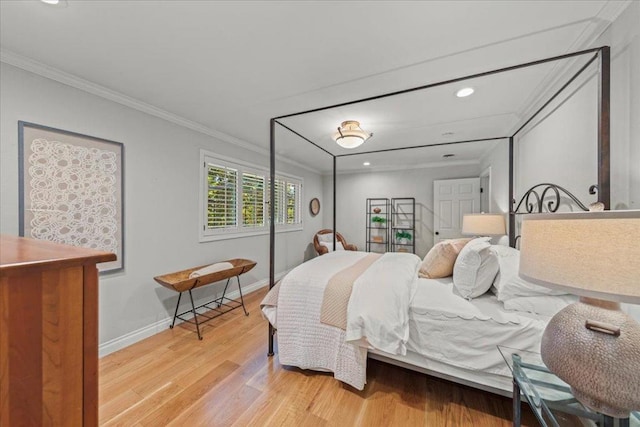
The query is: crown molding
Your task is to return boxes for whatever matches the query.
[0,49,321,174]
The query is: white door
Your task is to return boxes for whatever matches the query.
[433,178,481,243]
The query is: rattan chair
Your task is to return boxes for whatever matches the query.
[313,229,358,255]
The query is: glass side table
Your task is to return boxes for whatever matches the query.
[498,346,639,427]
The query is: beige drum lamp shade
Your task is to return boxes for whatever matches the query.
[519,210,640,417]
[519,211,640,303]
[461,213,506,236]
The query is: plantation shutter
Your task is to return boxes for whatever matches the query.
[242,172,265,227]
[267,178,285,225]
[206,164,238,229]
[201,151,303,240]
[286,182,297,224]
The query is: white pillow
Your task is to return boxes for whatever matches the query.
[188,262,234,278]
[489,245,520,297]
[453,238,499,299]
[488,244,568,301]
[317,233,334,243]
[319,241,344,252]
[498,274,567,301]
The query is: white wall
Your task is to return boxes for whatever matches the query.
[515,1,640,211]
[479,140,510,215]
[515,76,598,208]
[0,63,324,352]
[322,163,481,258]
[479,139,510,245]
[604,0,640,210]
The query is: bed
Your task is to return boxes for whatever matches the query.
[264,46,613,396]
[261,235,578,394]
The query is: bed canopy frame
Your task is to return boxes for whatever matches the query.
[267,46,611,355]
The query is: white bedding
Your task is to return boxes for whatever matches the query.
[346,252,420,354]
[408,277,552,376]
[269,251,419,390]
[274,251,368,390]
[262,251,572,390]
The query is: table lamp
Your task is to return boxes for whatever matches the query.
[519,210,640,417]
[462,213,506,236]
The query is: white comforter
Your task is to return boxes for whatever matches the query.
[270,251,420,390]
[346,252,421,355]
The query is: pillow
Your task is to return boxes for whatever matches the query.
[489,245,520,297]
[418,238,471,279]
[317,233,334,243]
[487,245,569,301]
[319,241,344,252]
[498,274,568,301]
[452,237,499,299]
[189,262,234,278]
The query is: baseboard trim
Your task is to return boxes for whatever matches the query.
[98,271,288,357]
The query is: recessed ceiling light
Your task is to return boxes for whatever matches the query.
[363,162,371,166]
[456,87,474,98]
[41,0,60,4]
[443,154,455,158]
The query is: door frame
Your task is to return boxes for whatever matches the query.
[480,166,492,213]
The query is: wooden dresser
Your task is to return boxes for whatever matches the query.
[0,235,116,426]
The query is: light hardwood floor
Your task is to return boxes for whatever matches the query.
[99,287,540,426]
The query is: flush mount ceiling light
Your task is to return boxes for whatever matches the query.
[333,120,373,149]
[363,162,371,166]
[40,0,68,6]
[456,87,474,98]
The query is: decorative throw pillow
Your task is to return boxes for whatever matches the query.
[453,237,499,299]
[317,233,334,243]
[418,238,471,279]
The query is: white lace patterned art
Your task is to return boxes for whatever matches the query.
[19,122,123,272]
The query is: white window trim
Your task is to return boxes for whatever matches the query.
[199,150,304,242]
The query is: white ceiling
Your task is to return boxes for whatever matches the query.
[0,1,629,172]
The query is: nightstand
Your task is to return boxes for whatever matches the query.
[498,346,639,427]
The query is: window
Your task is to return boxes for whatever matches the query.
[268,176,302,227]
[200,151,303,241]
[206,165,237,229]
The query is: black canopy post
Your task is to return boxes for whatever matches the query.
[598,46,611,209]
[268,118,275,357]
[508,136,515,247]
[333,155,337,251]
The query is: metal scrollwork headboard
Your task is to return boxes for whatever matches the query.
[510,183,596,247]
[512,183,595,214]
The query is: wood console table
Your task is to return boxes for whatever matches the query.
[0,235,115,426]
[154,258,256,340]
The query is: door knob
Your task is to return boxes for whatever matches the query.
[435,231,439,235]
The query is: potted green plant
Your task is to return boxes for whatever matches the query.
[371,216,387,228]
[395,230,412,245]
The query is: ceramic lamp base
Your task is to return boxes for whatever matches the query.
[540,298,640,418]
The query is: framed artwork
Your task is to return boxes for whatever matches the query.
[19,121,124,273]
